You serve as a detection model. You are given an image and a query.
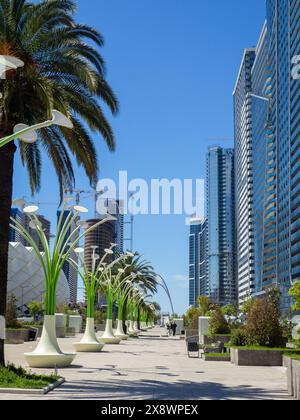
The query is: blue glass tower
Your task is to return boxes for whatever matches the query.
[189,217,207,306]
[206,147,237,305]
[239,0,300,313]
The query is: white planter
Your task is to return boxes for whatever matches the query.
[73,318,104,352]
[115,320,129,340]
[133,321,140,333]
[100,319,121,344]
[128,320,138,336]
[24,315,76,368]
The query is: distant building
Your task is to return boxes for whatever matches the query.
[206,147,237,305]
[10,208,50,252]
[84,217,116,271]
[57,210,79,305]
[8,242,69,309]
[189,217,207,307]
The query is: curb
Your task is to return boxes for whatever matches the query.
[0,377,65,395]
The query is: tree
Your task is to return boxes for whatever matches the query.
[289,282,300,312]
[245,291,284,348]
[197,296,213,316]
[222,304,238,317]
[114,254,158,331]
[0,0,118,366]
[208,308,230,336]
[240,297,255,315]
[27,301,43,322]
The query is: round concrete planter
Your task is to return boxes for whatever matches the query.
[100,319,121,344]
[25,315,76,368]
[115,320,129,341]
[74,318,104,352]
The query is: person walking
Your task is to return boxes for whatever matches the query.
[171,321,178,337]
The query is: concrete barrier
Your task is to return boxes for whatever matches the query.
[5,329,29,344]
[284,356,300,400]
[231,348,283,366]
[68,315,82,334]
[199,317,211,345]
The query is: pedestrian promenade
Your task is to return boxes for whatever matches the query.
[1,327,291,400]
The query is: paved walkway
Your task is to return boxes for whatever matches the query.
[1,328,291,400]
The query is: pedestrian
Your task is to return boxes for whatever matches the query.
[171,321,177,337]
[166,323,171,337]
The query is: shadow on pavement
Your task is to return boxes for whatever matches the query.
[51,378,290,400]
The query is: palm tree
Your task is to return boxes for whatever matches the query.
[115,254,158,331]
[0,0,119,366]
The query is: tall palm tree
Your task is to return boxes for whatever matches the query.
[0,0,119,365]
[115,254,158,331]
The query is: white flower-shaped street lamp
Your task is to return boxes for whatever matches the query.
[10,202,113,368]
[0,110,73,149]
[0,55,24,80]
[69,243,126,353]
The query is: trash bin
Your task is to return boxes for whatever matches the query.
[28,328,38,342]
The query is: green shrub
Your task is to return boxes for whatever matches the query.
[208,308,230,336]
[230,328,247,347]
[244,289,285,348]
[6,295,22,329]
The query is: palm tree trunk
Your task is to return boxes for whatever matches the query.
[0,141,16,366]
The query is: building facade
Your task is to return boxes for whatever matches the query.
[10,208,50,252]
[234,0,300,312]
[189,217,207,306]
[206,147,237,305]
[233,48,256,305]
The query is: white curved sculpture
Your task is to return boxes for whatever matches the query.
[115,320,129,341]
[25,315,76,368]
[100,319,121,344]
[8,242,70,307]
[74,318,104,352]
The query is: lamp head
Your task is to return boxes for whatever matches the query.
[51,110,73,129]
[13,124,38,144]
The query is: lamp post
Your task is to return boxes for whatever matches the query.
[0,110,73,149]
[156,274,175,317]
[10,202,114,368]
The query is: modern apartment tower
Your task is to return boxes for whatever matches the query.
[189,217,207,306]
[84,217,116,272]
[233,48,256,305]
[206,147,237,306]
[234,0,300,312]
[57,210,79,305]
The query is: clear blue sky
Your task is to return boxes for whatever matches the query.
[13,0,266,315]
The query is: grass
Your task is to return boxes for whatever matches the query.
[203,333,231,337]
[0,364,59,390]
[284,354,300,361]
[204,353,230,358]
[230,345,300,353]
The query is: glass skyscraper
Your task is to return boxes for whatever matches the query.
[233,48,256,305]
[206,147,237,305]
[235,0,300,312]
[189,217,207,306]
